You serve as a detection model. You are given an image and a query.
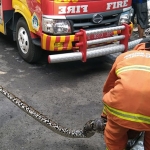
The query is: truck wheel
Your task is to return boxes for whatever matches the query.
[16,17,42,63]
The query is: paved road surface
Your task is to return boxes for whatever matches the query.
[0,31,144,150]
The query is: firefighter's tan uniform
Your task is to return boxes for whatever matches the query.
[102,43,150,150]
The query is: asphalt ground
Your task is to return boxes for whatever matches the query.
[0,33,108,150]
[0,31,144,150]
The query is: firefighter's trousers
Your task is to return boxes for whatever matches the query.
[104,118,150,150]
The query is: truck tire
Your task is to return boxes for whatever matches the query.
[16,17,42,63]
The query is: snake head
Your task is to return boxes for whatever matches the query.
[83,120,96,137]
[83,118,107,136]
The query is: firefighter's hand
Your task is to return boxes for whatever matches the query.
[83,118,107,134]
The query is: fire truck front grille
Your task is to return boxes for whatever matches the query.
[66,9,122,33]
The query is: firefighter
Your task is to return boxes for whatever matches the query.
[83,40,150,150]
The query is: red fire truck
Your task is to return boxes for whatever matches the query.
[0,0,134,63]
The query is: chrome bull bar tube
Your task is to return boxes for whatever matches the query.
[87,35,125,46]
[128,38,143,50]
[86,25,125,35]
[48,24,142,63]
[48,44,125,63]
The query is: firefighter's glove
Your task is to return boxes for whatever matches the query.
[83,118,107,135]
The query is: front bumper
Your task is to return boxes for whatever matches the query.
[41,23,133,52]
[47,24,142,63]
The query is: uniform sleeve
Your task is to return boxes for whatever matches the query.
[103,57,120,95]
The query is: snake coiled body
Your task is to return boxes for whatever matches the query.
[0,85,95,138]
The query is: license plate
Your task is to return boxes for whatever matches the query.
[87,31,113,41]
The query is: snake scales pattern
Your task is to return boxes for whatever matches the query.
[0,85,95,138]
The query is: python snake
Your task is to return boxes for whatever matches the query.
[0,85,95,138]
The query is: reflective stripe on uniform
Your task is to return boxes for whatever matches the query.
[103,107,107,115]
[104,104,150,124]
[116,65,150,75]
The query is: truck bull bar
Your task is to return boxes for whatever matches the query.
[48,24,143,63]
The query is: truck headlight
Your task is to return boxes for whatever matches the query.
[42,17,71,34]
[118,9,133,25]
